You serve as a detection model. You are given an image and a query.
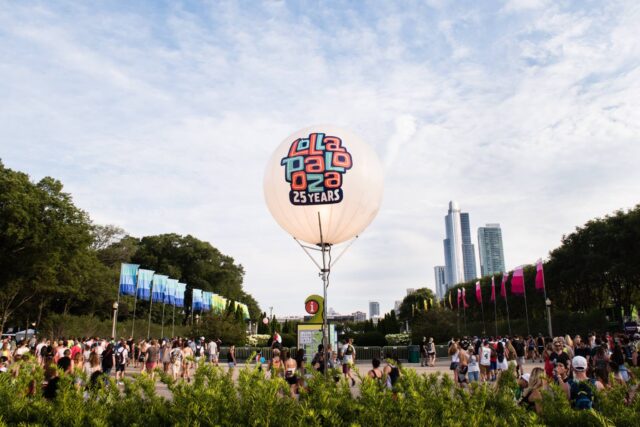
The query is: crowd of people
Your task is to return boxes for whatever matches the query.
[445,331,639,413]
[1,329,637,409]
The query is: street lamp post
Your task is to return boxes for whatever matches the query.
[111,302,119,339]
[545,299,553,338]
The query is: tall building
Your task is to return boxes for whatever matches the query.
[443,201,477,286]
[478,224,506,277]
[369,301,380,318]
[394,300,402,314]
[434,266,447,299]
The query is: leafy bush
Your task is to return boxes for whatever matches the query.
[246,334,271,347]
[385,333,411,345]
[354,331,386,346]
[1,357,638,426]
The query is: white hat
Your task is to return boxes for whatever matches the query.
[572,356,588,371]
[520,373,530,382]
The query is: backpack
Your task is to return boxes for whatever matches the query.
[388,366,400,386]
[115,348,125,365]
[345,345,354,356]
[569,379,596,410]
[195,344,203,357]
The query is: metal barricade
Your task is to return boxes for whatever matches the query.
[382,346,409,361]
[353,346,383,360]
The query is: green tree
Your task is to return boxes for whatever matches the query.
[398,288,436,323]
[0,162,108,331]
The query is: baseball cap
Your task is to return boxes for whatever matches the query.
[520,373,530,382]
[572,356,588,371]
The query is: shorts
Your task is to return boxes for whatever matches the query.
[116,363,126,372]
[490,361,497,371]
[480,365,489,375]
[342,364,350,374]
[537,346,544,353]
[146,362,157,371]
[228,362,235,368]
[209,355,218,363]
[517,357,525,366]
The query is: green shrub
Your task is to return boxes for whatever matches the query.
[1,358,638,426]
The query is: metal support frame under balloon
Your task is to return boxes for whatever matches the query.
[294,213,358,378]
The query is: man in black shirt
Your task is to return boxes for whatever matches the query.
[512,337,526,376]
[57,349,72,373]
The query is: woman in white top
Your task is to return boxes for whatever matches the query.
[467,350,480,382]
[448,342,460,384]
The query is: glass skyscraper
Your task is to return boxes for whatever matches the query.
[443,201,477,286]
[478,224,506,277]
[434,266,446,300]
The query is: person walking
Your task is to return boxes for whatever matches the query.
[341,338,356,386]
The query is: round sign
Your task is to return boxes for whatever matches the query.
[305,300,319,315]
[264,125,383,245]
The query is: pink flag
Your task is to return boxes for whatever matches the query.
[457,288,461,309]
[500,273,507,298]
[462,288,470,308]
[475,281,482,304]
[491,277,496,302]
[511,266,525,295]
[535,259,545,293]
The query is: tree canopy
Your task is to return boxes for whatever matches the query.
[0,161,260,335]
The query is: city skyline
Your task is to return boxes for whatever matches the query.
[2,2,638,316]
[443,201,478,287]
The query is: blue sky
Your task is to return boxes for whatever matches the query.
[1,0,639,316]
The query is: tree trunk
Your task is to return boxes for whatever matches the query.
[37,298,46,327]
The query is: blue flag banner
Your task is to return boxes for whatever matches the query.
[152,275,168,303]
[136,269,155,301]
[165,279,178,305]
[119,263,139,296]
[175,283,186,308]
[202,291,212,312]
[192,289,203,311]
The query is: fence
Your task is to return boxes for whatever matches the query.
[218,345,450,362]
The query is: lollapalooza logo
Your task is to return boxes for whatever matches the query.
[280,132,353,205]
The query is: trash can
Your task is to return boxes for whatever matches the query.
[407,345,420,363]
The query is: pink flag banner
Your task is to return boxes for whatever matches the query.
[462,288,470,308]
[535,259,545,293]
[457,289,461,308]
[511,267,525,295]
[491,277,496,302]
[501,273,507,298]
[475,281,482,304]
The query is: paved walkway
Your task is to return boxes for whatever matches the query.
[119,359,545,399]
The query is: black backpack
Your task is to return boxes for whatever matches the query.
[195,344,203,357]
[115,348,125,365]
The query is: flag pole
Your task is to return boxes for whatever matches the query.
[147,279,154,340]
[493,292,498,337]
[538,260,550,338]
[172,304,176,338]
[161,303,165,338]
[522,276,531,337]
[456,291,460,335]
[504,288,512,337]
[131,274,140,338]
[480,296,486,336]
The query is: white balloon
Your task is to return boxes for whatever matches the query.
[264,125,383,245]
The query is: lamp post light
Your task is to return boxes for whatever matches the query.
[545,298,553,339]
[111,302,119,339]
